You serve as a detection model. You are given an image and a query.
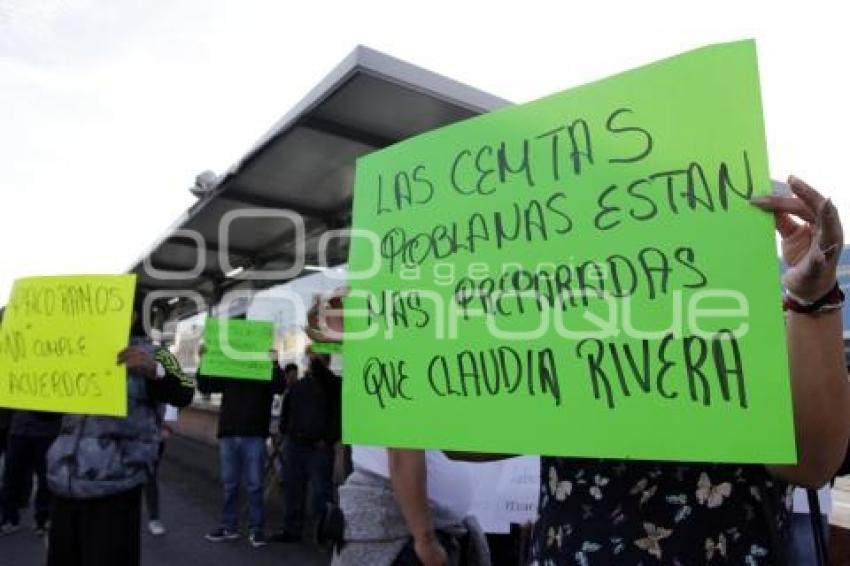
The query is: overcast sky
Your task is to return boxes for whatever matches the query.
[1,0,847,302]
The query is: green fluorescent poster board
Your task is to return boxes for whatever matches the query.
[344,40,795,464]
[199,319,274,381]
[0,274,137,417]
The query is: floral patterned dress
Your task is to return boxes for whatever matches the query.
[531,458,793,565]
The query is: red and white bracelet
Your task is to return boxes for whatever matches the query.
[783,282,845,314]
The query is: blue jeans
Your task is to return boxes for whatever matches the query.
[281,439,334,535]
[219,436,266,534]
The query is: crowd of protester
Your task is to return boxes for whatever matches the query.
[0,176,849,565]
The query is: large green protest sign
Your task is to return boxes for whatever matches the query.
[199,318,274,381]
[0,275,137,417]
[344,40,795,463]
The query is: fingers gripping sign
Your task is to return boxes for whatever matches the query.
[752,175,844,302]
[117,346,157,380]
[305,287,348,343]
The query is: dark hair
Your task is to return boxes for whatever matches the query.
[133,291,145,315]
[130,291,147,337]
[283,363,299,374]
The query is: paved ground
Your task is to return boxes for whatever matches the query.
[6,439,850,564]
[1,435,330,566]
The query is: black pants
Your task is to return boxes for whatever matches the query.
[0,426,8,458]
[47,487,142,566]
[281,440,334,535]
[0,434,53,526]
[144,441,166,521]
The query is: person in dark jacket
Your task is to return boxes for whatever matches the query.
[274,349,341,542]
[45,300,195,566]
[0,410,34,513]
[0,410,62,536]
[198,349,286,548]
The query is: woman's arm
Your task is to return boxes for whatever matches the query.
[754,176,850,486]
[771,309,850,486]
[388,449,447,566]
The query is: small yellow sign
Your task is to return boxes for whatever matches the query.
[0,274,137,416]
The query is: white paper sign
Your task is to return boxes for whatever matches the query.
[467,456,540,534]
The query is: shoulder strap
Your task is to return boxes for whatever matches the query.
[806,489,828,566]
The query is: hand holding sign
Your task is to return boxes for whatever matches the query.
[117,347,157,380]
[305,288,347,344]
[752,175,843,302]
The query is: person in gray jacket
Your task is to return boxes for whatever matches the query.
[45,301,195,566]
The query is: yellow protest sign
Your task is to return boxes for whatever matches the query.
[0,275,137,416]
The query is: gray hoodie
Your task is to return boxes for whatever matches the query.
[47,338,194,499]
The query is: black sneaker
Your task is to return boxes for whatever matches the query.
[205,527,240,542]
[249,531,268,548]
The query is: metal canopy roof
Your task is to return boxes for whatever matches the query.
[131,45,509,320]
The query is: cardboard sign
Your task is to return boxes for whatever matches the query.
[0,275,136,416]
[344,40,795,463]
[199,318,274,380]
[467,456,540,534]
